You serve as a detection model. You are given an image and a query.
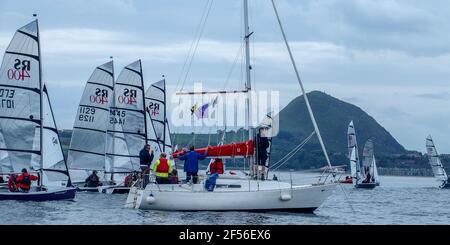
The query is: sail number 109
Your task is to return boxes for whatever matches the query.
[79,106,95,123]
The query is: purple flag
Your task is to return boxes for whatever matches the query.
[195,103,209,119]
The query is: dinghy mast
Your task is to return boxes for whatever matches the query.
[271,0,332,170]
[36,17,44,187]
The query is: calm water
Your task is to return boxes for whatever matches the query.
[0,173,448,225]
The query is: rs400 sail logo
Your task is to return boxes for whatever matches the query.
[90,88,109,104]
[118,88,137,105]
[7,59,31,81]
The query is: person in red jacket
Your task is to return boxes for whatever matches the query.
[15,168,39,192]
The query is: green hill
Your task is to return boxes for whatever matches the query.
[273,91,406,166]
[277,91,405,155]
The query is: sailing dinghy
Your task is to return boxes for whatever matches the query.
[426,136,450,189]
[145,79,173,158]
[125,0,336,212]
[347,121,378,189]
[67,61,115,192]
[0,20,76,201]
[102,60,148,194]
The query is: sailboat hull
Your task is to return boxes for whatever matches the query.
[126,180,336,213]
[0,187,76,201]
[440,182,450,189]
[355,183,377,189]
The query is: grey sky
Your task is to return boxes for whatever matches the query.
[1,0,450,152]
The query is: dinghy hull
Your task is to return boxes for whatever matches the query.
[355,183,377,189]
[440,182,450,189]
[126,180,336,213]
[0,187,76,201]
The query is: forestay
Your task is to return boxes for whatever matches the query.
[67,61,114,171]
[107,60,146,173]
[426,136,448,183]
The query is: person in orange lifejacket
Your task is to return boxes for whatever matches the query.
[15,168,39,192]
[208,158,224,175]
[153,153,172,184]
[7,174,18,192]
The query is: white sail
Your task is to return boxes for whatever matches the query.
[347,121,361,178]
[106,60,146,173]
[67,61,114,171]
[0,20,71,186]
[426,136,448,183]
[0,20,41,174]
[42,85,70,187]
[145,79,172,156]
[362,138,374,177]
[164,119,173,154]
[350,146,358,186]
[372,157,379,184]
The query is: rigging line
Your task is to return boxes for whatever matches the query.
[180,0,214,92]
[176,0,212,91]
[270,132,315,172]
[270,132,314,169]
[223,42,244,90]
[271,0,333,171]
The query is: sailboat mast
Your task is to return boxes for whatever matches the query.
[108,57,114,181]
[243,0,254,169]
[271,0,333,170]
[36,17,44,187]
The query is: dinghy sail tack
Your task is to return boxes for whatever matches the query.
[0,20,75,201]
[426,136,450,188]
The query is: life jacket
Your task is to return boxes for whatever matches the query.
[19,174,32,190]
[8,175,17,192]
[156,158,169,173]
[210,159,224,174]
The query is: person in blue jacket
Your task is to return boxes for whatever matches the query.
[179,145,208,184]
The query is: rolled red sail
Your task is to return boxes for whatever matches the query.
[172,140,254,159]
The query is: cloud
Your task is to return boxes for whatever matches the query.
[416,92,450,101]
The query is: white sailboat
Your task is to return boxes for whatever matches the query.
[145,79,173,161]
[125,0,336,212]
[362,138,379,187]
[67,61,115,192]
[347,121,378,189]
[103,60,148,194]
[426,136,450,189]
[0,20,76,201]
